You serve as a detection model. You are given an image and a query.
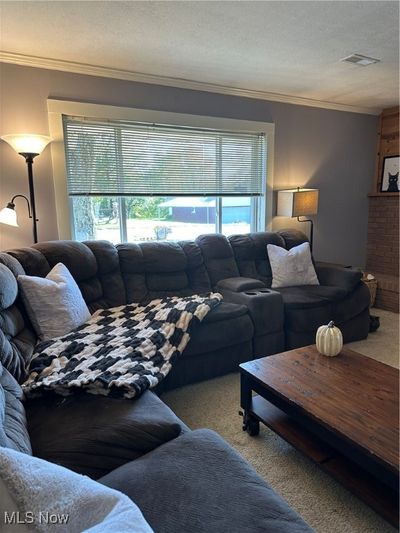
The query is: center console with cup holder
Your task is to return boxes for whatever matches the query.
[215,277,285,357]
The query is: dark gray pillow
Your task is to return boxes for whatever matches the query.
[0,363,32,455]
[27,390,187,479]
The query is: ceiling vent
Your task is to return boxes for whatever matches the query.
[341,54,381,66]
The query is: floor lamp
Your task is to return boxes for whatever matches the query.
[0,134,52,243]
[277,188,319,251]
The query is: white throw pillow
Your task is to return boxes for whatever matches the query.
[267,242,319,288]
[0,447,154,533]
[18,263,91,341]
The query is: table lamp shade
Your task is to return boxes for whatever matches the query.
[277,189,319,217]
[1,134,52,155]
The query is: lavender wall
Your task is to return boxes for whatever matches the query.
[0,62,377,266]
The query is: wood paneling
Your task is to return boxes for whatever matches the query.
[372,106,399,194]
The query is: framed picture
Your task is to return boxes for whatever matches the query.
[380,155,399,193]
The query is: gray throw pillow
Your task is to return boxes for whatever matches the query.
[18,263,91,341]
[267,242,319,288]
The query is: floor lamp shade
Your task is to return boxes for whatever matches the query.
[1,134,52,155]
[277,189,319,217]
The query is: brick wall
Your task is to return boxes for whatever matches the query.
[366,196,399,312]
[366,196,399,276]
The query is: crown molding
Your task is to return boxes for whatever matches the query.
[0,51,382,116]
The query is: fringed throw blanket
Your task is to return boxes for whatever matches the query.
[23,293,222,399]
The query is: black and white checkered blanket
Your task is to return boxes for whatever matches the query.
[23,293,222,399]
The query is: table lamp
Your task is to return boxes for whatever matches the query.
[277,187,319,250]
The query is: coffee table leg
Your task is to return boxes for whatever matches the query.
[240,373,260,436]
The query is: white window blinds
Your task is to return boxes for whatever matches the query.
[63,116,265,196]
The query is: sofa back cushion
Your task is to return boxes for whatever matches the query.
[228,230,310,287]
[7,240,126,313]
[118,240,211,301]
[0,255,36,382]
[228,232,286,287]
[195,234,239,287]
[0,363,32,455]
[277,229,309,250]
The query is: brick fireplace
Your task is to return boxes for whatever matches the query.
[366,107,399,313]
[366,196,399,312]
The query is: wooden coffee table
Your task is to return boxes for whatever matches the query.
[240,345,399,526]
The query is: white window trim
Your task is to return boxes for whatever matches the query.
[47,99,275,240]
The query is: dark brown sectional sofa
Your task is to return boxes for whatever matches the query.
[0,228,370,532]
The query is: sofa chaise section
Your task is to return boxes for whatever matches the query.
[100,428,313,533]
[0,363,313,533]
[227,230,370,349]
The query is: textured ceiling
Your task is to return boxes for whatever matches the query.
[0,1,399,111]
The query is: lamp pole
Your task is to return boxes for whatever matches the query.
[20,152,39,243]
[297,216,314,252]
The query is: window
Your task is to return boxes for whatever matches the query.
[58,110,270,243]
[63,117,265,243]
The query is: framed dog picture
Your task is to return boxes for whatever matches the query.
[380,155,399,193]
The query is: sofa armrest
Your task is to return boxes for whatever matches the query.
[315,262,362,293]
[219,288,283,336]
[216,277,265,293]
[27,390,187,480]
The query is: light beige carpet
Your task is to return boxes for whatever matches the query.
[162,309,399,533]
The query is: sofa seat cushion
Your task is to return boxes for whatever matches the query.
[279,285,368,341]
[184,312,254,356]
[100,428,313,533]
[278,286,348,336]
[26,390,187,480]
[277,285,348,309]
[202,301,248,323]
